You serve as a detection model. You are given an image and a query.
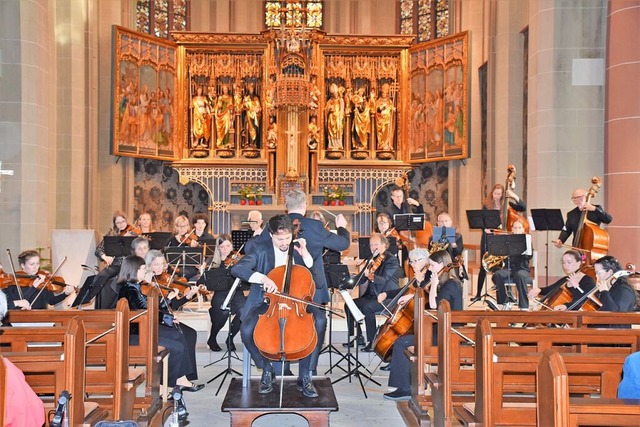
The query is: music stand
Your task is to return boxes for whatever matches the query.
[197,238,218,257]
[432,226,456,244]
[146,232,172,250]
[330,289,380,398]
[71,275,99,308]
[164,247,202,279]
[393,213,425,231]
[320,264,349,373]
[103,236,137,257]
[530,208,564,287]
[231,230,253,254]
[466,209,502,305]
[486,233,528,307]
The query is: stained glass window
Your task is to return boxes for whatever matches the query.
[265,1,323,30]
[136,0,189,38]
[400,0,449,43]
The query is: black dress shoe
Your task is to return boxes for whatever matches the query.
[361,343,374,353]
[259,369,274,394]
[178,383,205,392]
[297,376,319,398]
[342,337,365,348]
[380,363,391,371]
[383,388,411,401]
[208,342,222,352]
[471,296,482,302]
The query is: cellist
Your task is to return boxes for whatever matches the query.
[379,249,463,401]
[230,215,317,397]
[528,250,595,310]
[553,187,612,249]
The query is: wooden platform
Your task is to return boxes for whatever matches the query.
[222,377,338,427]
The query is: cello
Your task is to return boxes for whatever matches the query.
[373,255,463,362]
[502,165,530,233]
[572,177,609,265]
[253,236,318,363]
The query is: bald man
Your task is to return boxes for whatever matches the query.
[553,188,612,249]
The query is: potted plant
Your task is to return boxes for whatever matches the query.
[238,185,253,205]
[255,186,264,205]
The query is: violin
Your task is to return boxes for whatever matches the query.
[0,270,70,294]
[366,253,386,281]
[223,251,243,268]
[120,224,142,237]
[176,229,197,247]
[502,165,530,233]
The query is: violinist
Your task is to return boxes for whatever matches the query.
[528,250,595,310]
[380,249,463,401]
[167,215,199,279]
[94,210,141,309]
[117,255,204,392]
[230,215,317,397]
[144,250,201,384]
[376,211,406,272]
[594,256,637,313]
[192,212,214,244]
[473,183,526,302]
[491,219,532,310]
[344,233,400,353]
[553,188,613,248]
[137,212,155,234]
[4,250,74,310]
[427,212,464,259]
[198,234,246,352]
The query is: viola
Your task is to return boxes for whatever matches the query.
[152,272,190,297]
[223,252,243,268]
[253,238,318,362]
[176,229,197,247]
[502,165,530,233]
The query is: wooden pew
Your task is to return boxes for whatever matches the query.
[3,318,107,426]
[2,300,145,422]
[456,318,631,426]
[409,300,640,426]
[0,354,8,425]
[4,289,164,422]
[537,350,640,426]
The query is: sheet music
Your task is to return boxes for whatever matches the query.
[523,234,533,256]
[339,289,365,323]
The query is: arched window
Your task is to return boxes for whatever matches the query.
[136,0,190,38]
[264,1,324,30]
[400,0,449,43]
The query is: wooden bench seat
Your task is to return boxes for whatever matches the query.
[4,289,164,423]
[537,350,640,426]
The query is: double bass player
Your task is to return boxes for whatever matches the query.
[553,187,612,249]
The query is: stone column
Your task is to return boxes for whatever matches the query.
[605,1,640,264]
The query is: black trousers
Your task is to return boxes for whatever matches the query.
[346,294,383,343]
[207,290,246,347]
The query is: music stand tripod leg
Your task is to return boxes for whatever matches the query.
[205,311,242,395]
[319,288,346,374]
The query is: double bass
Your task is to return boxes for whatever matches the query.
[572,177,609,265]
[502,165,529,233]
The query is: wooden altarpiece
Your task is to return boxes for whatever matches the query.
[110,26,469,234]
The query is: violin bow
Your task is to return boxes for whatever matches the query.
[30,256,68,308]
[5,249,25,301]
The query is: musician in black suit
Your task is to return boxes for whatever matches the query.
[386,185,424,218]
[230,215,320,398]
[344,233,400,352]
[244,189,351,375]
[553,187,612,248]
